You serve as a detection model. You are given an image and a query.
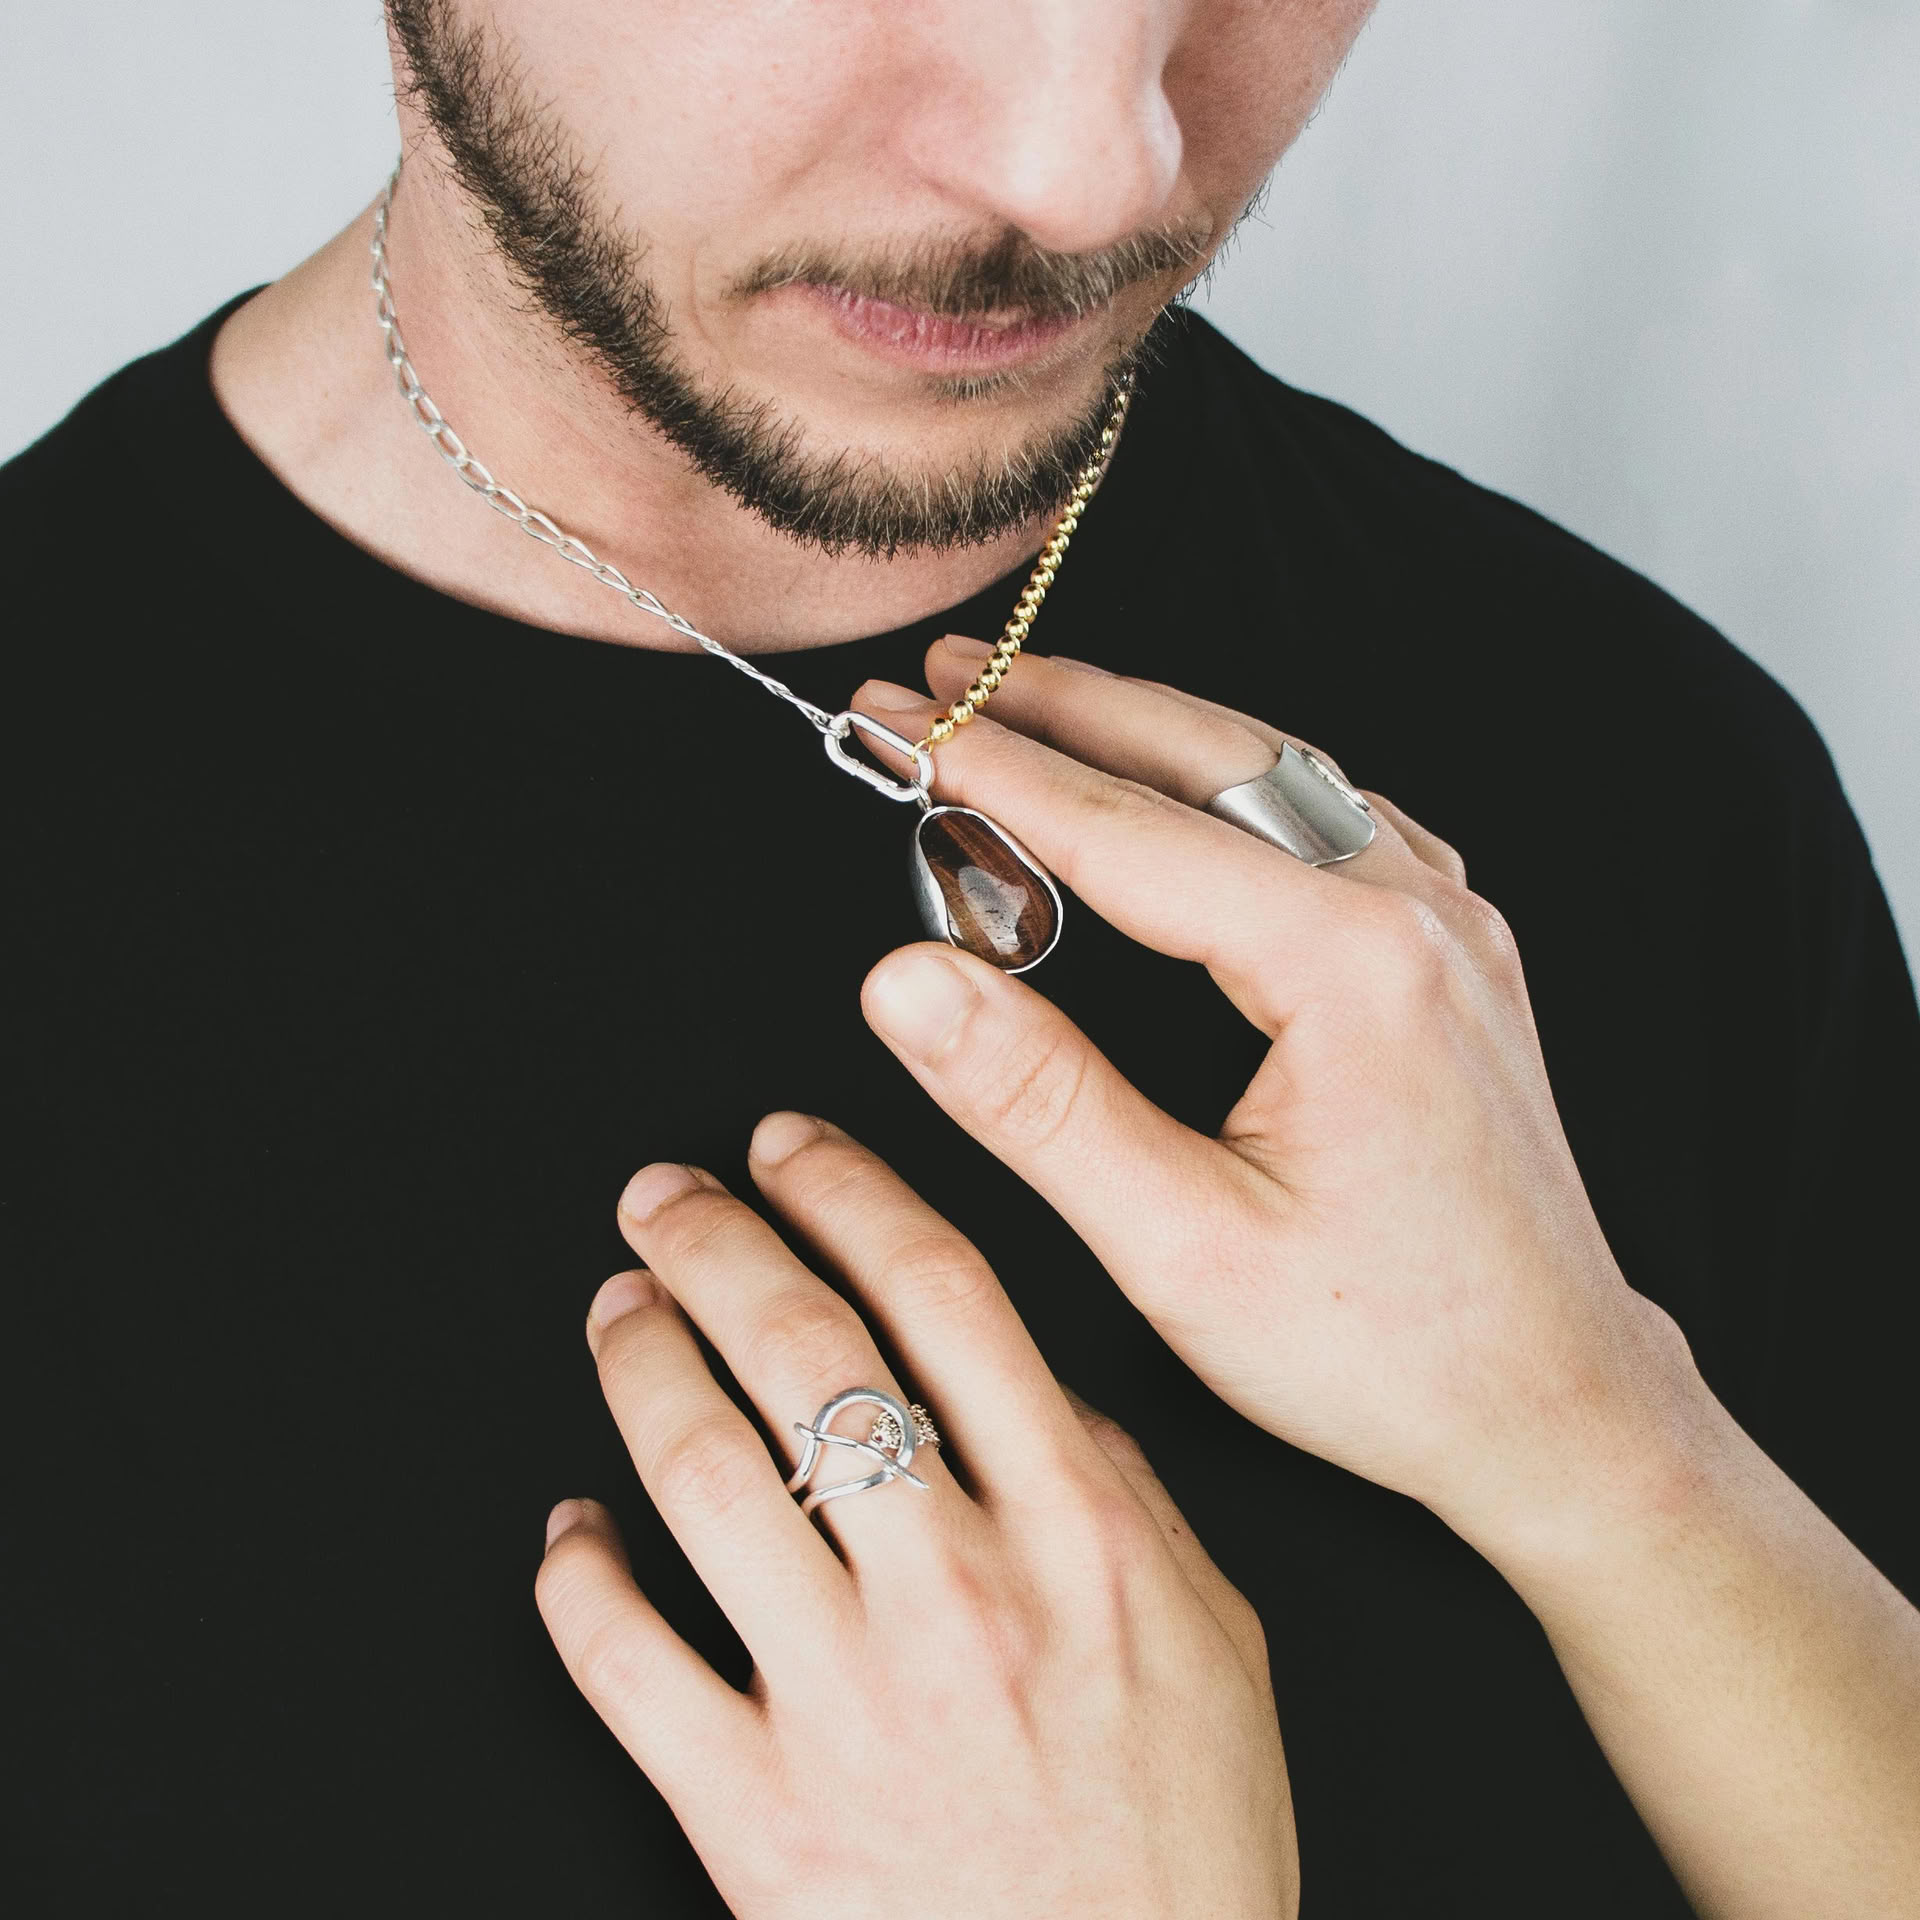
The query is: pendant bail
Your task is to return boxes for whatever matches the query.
[824,710,934,805]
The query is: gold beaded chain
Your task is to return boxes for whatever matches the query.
[919,373,1135,752]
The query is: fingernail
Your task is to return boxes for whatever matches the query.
[861,679,924,713]
[750,1110,825,1166]
[941,634,995,660]
[620,1163,697,1223]
[865,949,978,1058]
[587,1269,657,1349]
[545,1498,587,1550]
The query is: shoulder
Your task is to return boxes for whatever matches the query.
[2,293,256,578]
[1,300,272,856]
[2,310,215,514]
[3,294,261,690]
[1157,309,1841,839]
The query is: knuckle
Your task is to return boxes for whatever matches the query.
[741,1290,864,1392]
[1076,1405,1149,1473]
[1225,1590,1275,1684]
[886,1230,998,1319]
[1359,891,1456,1008]
[1224,1581,1268,1646]
[648,1187,745,1266]
[1076,1471,1163,1562]
[794,1137,879,1206]
[1047,1468,1165,1637]
[977,1018,1089,1154]
[1079,769,1175,826]
[1461,892,1524,979]
[1429,835,1469,886]
[649,1414,767,1524]
[1052,775,1186,887]
[571,1618,652,1712]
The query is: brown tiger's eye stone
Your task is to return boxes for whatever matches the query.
[912,808,1061,971]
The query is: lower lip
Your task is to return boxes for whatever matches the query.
[803,286,1088,372]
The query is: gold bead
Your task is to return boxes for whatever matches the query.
[1003,636,1022,655]
[953,705,975,725]
[967,687,990,708]
[930,718,955,744]
[1005,621,1029,640]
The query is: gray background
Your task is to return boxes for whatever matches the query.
[6,2,1915,957]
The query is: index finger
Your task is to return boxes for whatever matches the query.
[852,681,1346,1037]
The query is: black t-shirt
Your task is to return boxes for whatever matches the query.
[7,298,1916,1916]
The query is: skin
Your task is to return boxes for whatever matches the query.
[199,0,1920,1912]
[823,648,1920,1919]
[213,0,1371,653]
[540,1139,1297,1918]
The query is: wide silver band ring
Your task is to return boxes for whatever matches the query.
[1205,741,1376,866]
[786,1387,941,1515]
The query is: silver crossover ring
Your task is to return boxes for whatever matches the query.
[787,1387,937,1516]
[1205,740,1377,866]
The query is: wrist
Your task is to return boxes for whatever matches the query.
[1435,1292,1745,1601]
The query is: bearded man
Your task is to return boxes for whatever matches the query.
[9,4,1918,1916]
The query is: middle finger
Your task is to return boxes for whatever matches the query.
[919,636,1440,894]
[744,1112,1092,1514]
[616,1163,966,1567]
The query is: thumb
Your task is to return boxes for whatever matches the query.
[860,942,1242,1317]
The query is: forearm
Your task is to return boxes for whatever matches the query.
[1479,1376,1920,1920]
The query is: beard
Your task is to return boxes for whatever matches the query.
[386,0,1213,559]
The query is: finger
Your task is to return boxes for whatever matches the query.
[1026,664,1468,887]
[1059,1389,1273,1691]
[535,1497,767,1814]
[745,1112,1091,1505]
[584,1268,853,1682]
[615,1166,963,1563]
[852,683,1342,1037]
[1365,790,1469,886]
[921,638,1437,891]
[860,944,1267,1367]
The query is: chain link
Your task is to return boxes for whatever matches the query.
[369,164,1128,775]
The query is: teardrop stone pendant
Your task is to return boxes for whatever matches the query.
[910,806,1063,972]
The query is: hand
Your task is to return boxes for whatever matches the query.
[849,643,1920,1920]
[853,644,1710,1568]
[536,1118,1297,1920]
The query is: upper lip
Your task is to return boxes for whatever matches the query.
[815,285,1063,329]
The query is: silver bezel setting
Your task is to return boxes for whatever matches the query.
[910,805,1065,973]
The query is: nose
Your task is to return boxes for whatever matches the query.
[897,1,1188,256]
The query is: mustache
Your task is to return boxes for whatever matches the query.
[734,220,1216,321]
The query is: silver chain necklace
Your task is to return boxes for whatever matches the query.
[368,165,1130,971]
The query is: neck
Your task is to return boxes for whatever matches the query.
[210,171,1070,658]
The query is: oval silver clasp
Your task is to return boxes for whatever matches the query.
[824,709,934,805]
